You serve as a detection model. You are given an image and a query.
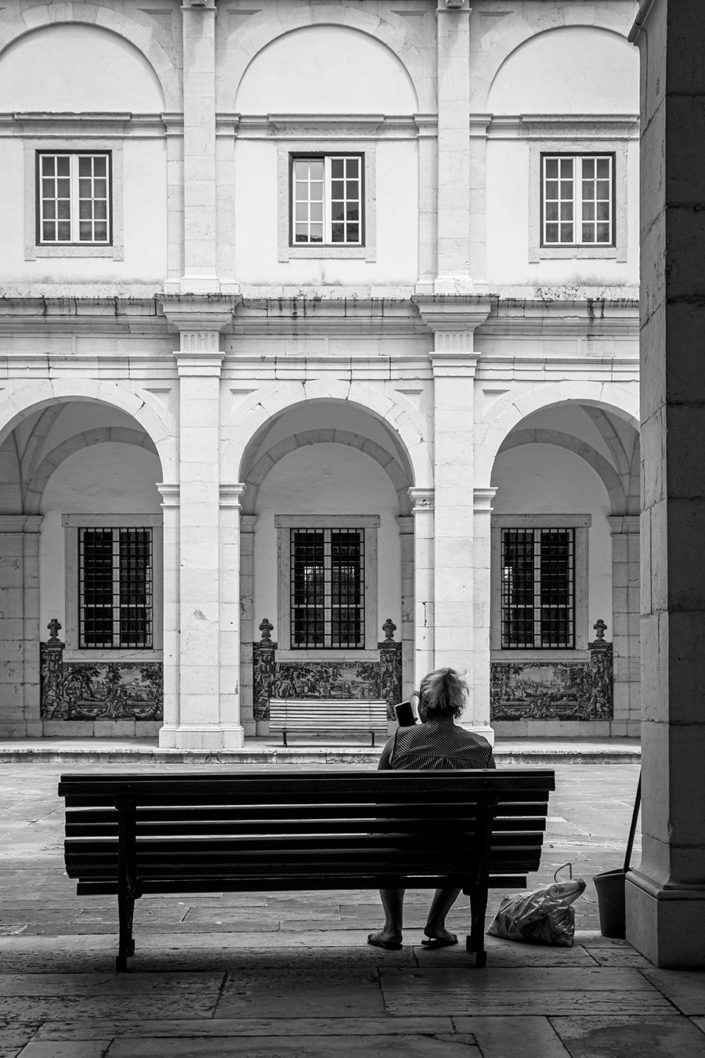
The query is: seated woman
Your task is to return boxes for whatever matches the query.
[368,667,495,951]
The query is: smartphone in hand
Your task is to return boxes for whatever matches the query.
[394,700,417,727]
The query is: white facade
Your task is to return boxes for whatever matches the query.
[0,0,640,749]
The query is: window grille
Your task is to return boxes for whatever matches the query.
[290,528,364,648]
[542,154,613,246]
[501,528,575,649]
[78,528,153,648]
[291,155,363,245]
[37,152,111,245]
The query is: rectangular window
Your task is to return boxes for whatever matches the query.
[542,154,613,246]
[37,152,111,245]
[290,527,365,649]
[291,154,363,245]
[501,528,575,649]
[78,527,153,649]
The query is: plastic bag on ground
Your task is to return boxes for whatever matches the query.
[487,877,586,947]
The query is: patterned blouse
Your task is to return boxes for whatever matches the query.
[388,719,495,771]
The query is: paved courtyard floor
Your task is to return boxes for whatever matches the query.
[1,760,704,1057]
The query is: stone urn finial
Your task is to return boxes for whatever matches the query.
[593,618,607,641]
[382,618,397,642]
[259,618,274,643]
[47,618,62,642]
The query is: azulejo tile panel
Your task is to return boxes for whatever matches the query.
[40,644,163,721]
[490,646,613,722]
[252,642,402,720]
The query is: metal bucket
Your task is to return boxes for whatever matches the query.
[593,868,627,939]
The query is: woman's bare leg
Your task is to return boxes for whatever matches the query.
[368,888,405,947]
[424,887,461,943]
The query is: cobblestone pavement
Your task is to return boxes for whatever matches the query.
[1,760,704,1057]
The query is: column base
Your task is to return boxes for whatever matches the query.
[626,869,705,967]
[158,723,245,752]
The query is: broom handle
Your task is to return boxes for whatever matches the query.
[623,771,642,873]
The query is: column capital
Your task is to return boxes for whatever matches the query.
[473,487,497,513]
[438,0,470,9]
[182,0,215,8]
[220,483,246,508]
[409,487,434,513]
[157,483,180,507]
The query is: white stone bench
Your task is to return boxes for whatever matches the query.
[269,698,389,746]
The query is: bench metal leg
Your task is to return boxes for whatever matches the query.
[282,730,288,747]
[465,886,488,968]
[117,888,136,972]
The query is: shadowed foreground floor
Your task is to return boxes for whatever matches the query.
[1,760,704,1058]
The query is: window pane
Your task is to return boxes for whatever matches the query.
[545,222,559,243]
[41,156,55,176]
[42,221,55,241]
[57,156,70,176]
[596,157,610,178]
[94,222,108,241]
[331,158,344,178]
[560,223,573,242]
[545,158,558,178]
[331,180,344,199]
[596,223,610,242]
[57,221,71,241]
[346,223,359,242]
[331,222,344,242]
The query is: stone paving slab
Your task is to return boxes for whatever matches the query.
[380,967,674,1017]
[216,966,386,1018]
[106,1034,483,1058]
[642,969,705,1015]
[0,972,224,997]
[452,1016,571,1058]
[552,1015,705,1057]
[33,1016,456,1040]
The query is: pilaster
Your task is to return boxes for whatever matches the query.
[156,483,180,748]
[218,483,246,747]
[472,487,497,743]
[408,487,434,689]
[435,0,472,294]
[181,0,219,293]
[608,514,640,736]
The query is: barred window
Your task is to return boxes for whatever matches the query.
[290,528,364,649]
[291,155,363,245]
[37,152,111,245]
[78,528,152,649]
[542,154,614,246]
[501,528,575,649]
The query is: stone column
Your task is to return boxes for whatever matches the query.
[429,343,477,696]
[219,483,246,746]
[181,0,219,294]
[626,0,705,966]
[472,488,496,743]
[608,515,640,737]
[157,484,180,746]
[164,300,234,751]
[408,487,434,689]
[435,0,472,295]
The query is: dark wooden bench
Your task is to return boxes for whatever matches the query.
[268,698,389,746]
[58,768,555,971]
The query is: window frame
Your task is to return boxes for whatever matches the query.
[275,514,380,660]
[289,153,365,248]
[491,514,591,659]
[62,514,162,660]
[500,526,576,650]
[277,141,377,262]
[77,525,153,650]
[24,139,124,261]
[540,152,615,249]
[527,135,629,263]
[36,150,113,248]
